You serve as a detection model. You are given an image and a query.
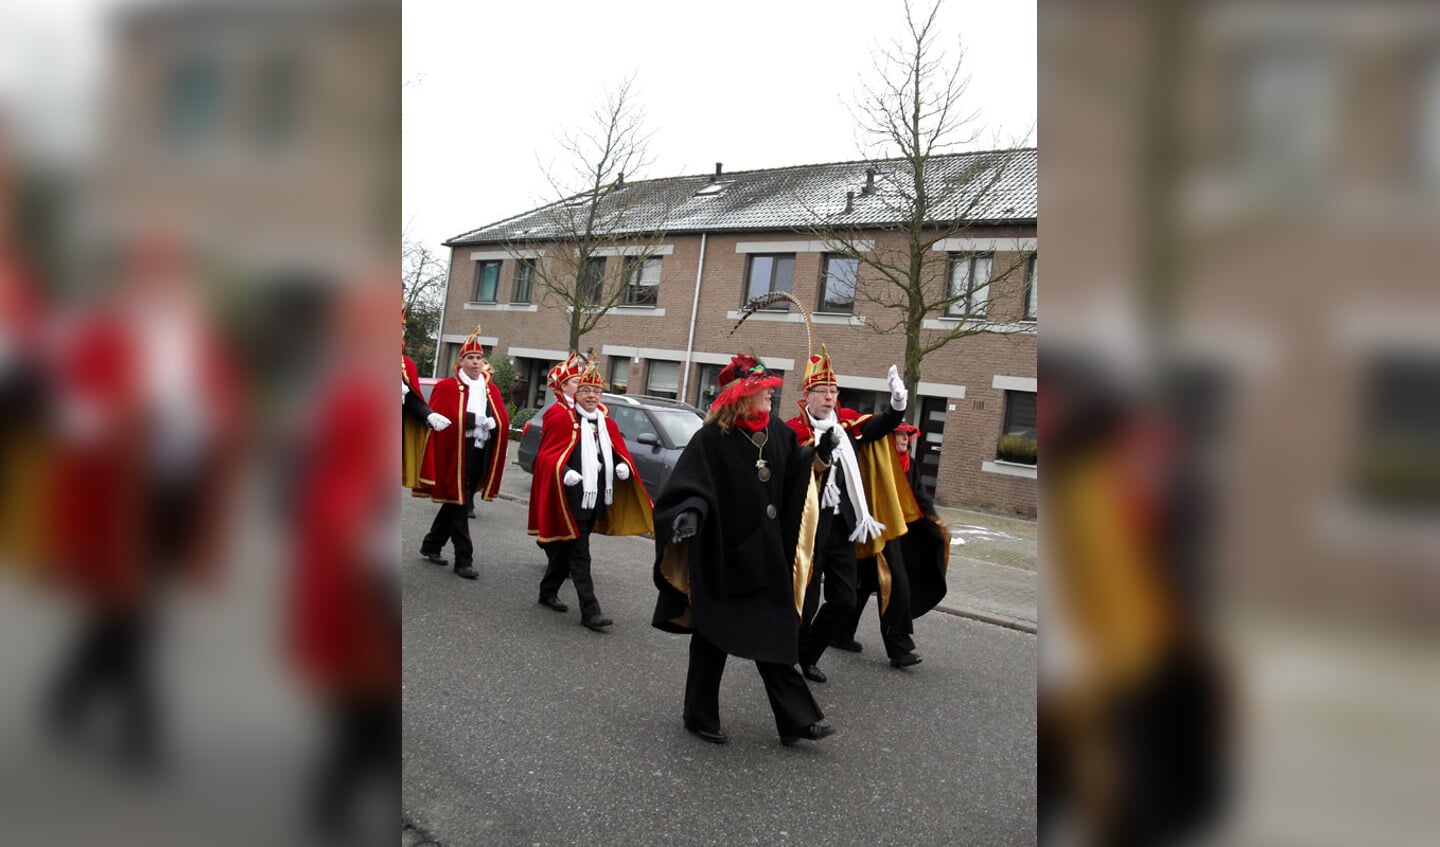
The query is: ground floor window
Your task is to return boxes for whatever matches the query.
[998,390,1037,464]
[609,356,631,393]
[644,360,679,399]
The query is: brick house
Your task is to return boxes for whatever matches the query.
[438,149,1037,515]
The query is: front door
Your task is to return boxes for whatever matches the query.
[915,396,948,501]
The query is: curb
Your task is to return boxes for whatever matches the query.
[934,603,1037,634]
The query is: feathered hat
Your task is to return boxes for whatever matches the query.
[710,352,783,411]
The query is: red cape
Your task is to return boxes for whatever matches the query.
[412,373,509,504]
[44,310,241,608]
[290,371,398,694]
[402,354,421,391]
[527,402,651,542]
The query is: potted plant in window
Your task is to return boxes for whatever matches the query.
[996,433,1037,465]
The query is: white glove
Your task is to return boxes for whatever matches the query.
[402,382,410,400]
[563,469,582,487]
[887,364,908,411]
[427,412,451,431]
[477,416,497,432]
[615,463,630,481]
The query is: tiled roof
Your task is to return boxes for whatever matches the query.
[444,148,1036,247]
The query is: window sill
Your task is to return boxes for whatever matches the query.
[611,305,667,317]
[725,310,864,327]
[922,317,1036,335]
[981,460,1038,479]
[464,302,538,312]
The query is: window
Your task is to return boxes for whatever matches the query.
[818,255,857,314]
[694,364,722,410]
[947,253,992,319]
[609,406,658,442]
[473,260,501,302]
[166,54,224,148]
[644,360,680,400]
[254,52,303,147]
[581,257,606,306]
[998,390,1038,465]
[622,256,662,306]
[1349,351,1440,511]
[744,254,795,308]
[1023,254,1038,321]
[1234,43,1337,187]
[512,259,535,303]
[609,356,630,393]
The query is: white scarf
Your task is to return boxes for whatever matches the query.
[458,370,491,447]
[576,405,615,509]
[809,410,885,544]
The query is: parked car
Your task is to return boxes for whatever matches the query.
[517,393,704,499]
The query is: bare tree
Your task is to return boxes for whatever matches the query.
[505,76,672,352]
[403,230,447,376]
[804,0,1035,412]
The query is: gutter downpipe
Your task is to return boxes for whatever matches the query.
[432,245,452,377]
[679,232,707,403]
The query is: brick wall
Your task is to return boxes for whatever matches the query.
[442,225,1037,515]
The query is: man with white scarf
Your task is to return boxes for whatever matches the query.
[529,358,652,631]
[785,345,907,684]
[414,327,510,580]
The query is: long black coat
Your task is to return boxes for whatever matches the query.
[651,418,817,665]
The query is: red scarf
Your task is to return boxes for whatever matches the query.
[897,448,911,473]
[736,410,770,432]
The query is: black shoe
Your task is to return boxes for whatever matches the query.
[830,637,863,653]
[685,723,728,744]
[453,565,478,580]
[780,722,835,747]
[801,664,827,684]
[538,595,569,613]
[468,507,477,519]
[581,615,613,632]
[889,652,923,669]
[421,550,446,566]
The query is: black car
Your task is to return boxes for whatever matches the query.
[516,393,704,499]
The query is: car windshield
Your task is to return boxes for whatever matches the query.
[651,408,703,446]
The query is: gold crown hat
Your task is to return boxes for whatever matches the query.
[802,343,838,393]
[546,351,586,389]
[577,357,606,390]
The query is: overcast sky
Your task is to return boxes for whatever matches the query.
[403,0,1035,255]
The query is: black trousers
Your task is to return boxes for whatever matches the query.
[798,516,859,667]
[47,607,157,764]
[420,442,486,568]
[683,632,822,738]
[538,518,602,619]
[309,694,400,843]
[838,544,917,659]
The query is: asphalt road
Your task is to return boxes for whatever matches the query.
[403,488,1036,847]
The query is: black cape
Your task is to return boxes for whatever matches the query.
[651,418,818,665]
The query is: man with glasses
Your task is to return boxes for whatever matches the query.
[528,358,653,631]
[785,346,909,684]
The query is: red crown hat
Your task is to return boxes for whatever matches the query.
[801,343,838,393]
[895,422,921,437]
[455,325,494,379]
[546,351,586,389]
[577,358,606,390]
[457,323,486,359]
[711,352,783,411]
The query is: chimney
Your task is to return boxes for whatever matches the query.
[616,171,624,187]
[862,167,877,195]
[843,190,854,215]
[712,162,723,182]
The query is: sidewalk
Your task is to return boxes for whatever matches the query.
[495,441,1037,634]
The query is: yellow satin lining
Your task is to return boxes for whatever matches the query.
[792,469,821,617]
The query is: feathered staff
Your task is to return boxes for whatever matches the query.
[730,290,815,362]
